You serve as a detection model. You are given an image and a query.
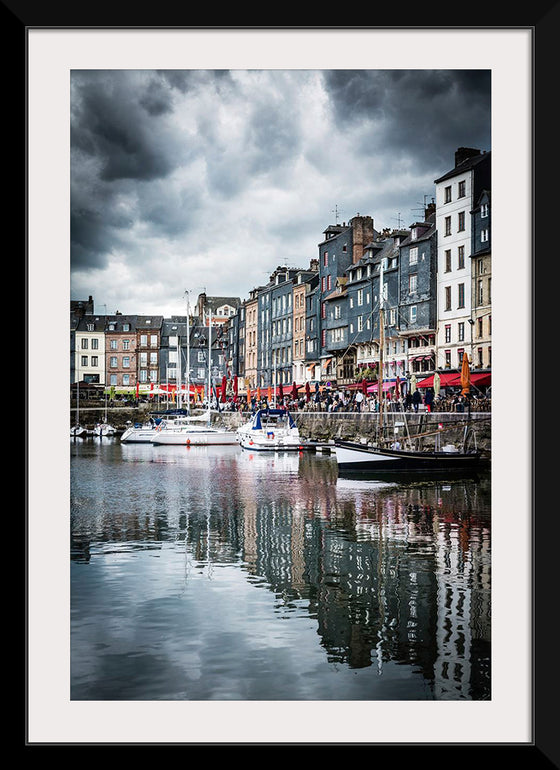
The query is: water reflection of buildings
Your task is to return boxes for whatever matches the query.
[239,460,491,700]
[71,446,490,699]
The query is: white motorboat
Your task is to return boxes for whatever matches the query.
[150,409,238,446]
[70,424,87,438]
[237,408,303,451]
[120,409,191,443]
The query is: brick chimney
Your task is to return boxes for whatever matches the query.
[350,215,374,264]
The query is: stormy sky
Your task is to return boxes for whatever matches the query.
[70,68,491,317]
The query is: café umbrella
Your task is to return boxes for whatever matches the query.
[433,371,441,397]
[461,353,471,396]
[305,381,311,402]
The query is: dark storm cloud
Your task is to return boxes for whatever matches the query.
[323,70,491,171]
[71,70,178,182]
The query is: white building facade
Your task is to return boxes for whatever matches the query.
[434,149,491,370]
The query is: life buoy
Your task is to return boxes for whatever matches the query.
[186,438,191,446]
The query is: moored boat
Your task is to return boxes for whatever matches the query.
[93,422,117,437]
[334,438,484,476]
[237,408,303,451]
[120,409,190,443]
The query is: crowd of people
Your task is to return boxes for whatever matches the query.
[215,386,490,414]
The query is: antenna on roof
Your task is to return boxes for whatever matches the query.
[392,212,404,229]
[331,204,342,224]
[412,194,431,218]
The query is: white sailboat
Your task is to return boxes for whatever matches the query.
[151,305,238,447]
[93,391,117,436]
[71,379,86,437]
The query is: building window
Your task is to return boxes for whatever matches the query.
[409,274,417,293]
[478,347,483,367]
[458,180,466,198]
[477,317,483,338]
[91,356,98,367]
[140,335,147,346]
[445,216,451,236]
[458,322,465,342]
[321,329,326,347]
[323,252,328,267]
[358,315,363,332]
[81,338,88,349]
[81,356,88,367]
[457,348,464,366]
[445,250,451,272]
[321,303,326,319]
[445,350,451,367]
[327,275,332,290]
[123,375,130,386]
[334,305,341,319]
[110,356,117,368]
[481,203,489,218]
[409,246,418,265]
[110,339,117,350]
[444,186,452,203]
[91,338,98,350]
[110,374,117,386]
[458,245,465,269]
[445,324,451,343]
[123,324,130,332]
[150,335,157,347]
[123,356,130,368]
[458,211,465,231]
[410,305,417,323]
[481,229,489,242]
[357,289,363,306]
[478,280,484,304]
[389,308,396,326]
[445,286,451,311]
[458,283,465,308]
[123,339,130,350]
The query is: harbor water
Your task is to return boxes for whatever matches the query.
[70,438,491,702]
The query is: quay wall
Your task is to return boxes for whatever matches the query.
[71,404,491,453]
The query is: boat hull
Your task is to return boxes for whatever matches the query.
[334,440,484,475]
[239,433,303,451]
[151,430,239,446]
[120,428,160,443]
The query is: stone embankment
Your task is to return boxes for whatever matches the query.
[71,403,491,454]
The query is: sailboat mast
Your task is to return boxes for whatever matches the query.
[186,292,190,414]
[177,327,181,409]
[378,257,385,440]
[207,308,212,409]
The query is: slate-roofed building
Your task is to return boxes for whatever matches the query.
[398,210,438,377]
[105,314,139,391]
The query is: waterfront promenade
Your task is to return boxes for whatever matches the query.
[71,403,491,453]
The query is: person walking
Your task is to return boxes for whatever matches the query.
[355,389,364,412]
[424,388,434,413]
[412,389,422,413]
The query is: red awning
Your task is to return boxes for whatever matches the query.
[416,372,459,388]
[416,372,491,388]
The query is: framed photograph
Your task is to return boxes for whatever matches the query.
[23,22,546,754]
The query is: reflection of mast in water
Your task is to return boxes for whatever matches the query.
[375,507,386,675]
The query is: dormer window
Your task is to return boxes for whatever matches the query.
[411,228,417,240]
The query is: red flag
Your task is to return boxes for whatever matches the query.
[221,375,227,402]
[136,381,139,398]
